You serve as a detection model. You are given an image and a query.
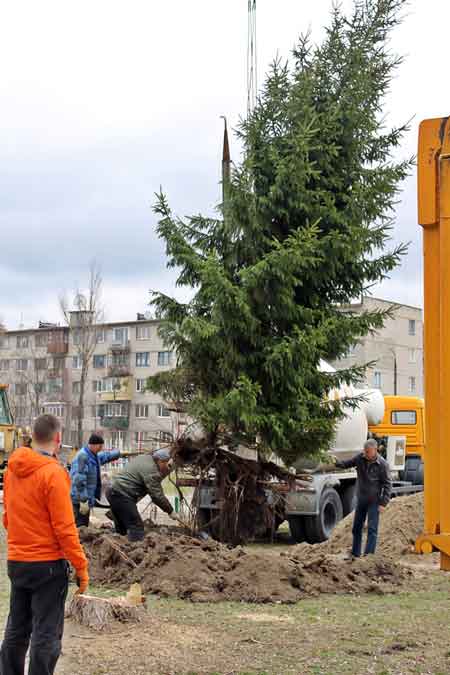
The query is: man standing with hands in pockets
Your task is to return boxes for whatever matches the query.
[0,414,88,675]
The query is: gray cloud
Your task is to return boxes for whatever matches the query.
[2,0,446,327]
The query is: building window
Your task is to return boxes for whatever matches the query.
[0,335,9,349]
[72,355,82,369]
[136,325,151,340]
[93,354,106,369]
[159,431,173,443]
[72,330,82,346]
[136,352,150,367]
[96,329,105,344]
[103,403,128,417]
[110,352,128,368]
[111,431,126,451]
[34,382,45,394]
[157,404,171,418]
[373,371,382,389]
[112,327,128,345]
[135,431,154,446]
[16,359,28,371]
[15,383,27,396]
[35,358,47,370]
[135,404,149,419]
[72,381,81,396]
[44,404,64,418]
[408,319,416,336]
[47,378,63,394]
[157,351,172,367]
[408,376,417,394]
[136,378,146,393]
[408,348,417,363]
[0,359,9,371]
[16,336,29,349]
[35,333,48,347]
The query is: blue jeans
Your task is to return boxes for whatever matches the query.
[351,500,380,556]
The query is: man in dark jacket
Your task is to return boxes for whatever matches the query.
[335,439,392,557]
[106,448,184,541]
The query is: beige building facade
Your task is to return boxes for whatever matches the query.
[331,296,423,397]
[0,315,176,450]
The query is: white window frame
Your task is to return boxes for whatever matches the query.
[17,335,29,349]
[408,319,416,336]
[135,404,149,419]
[112,327,128,345]
[136,352,150,368]
[0,335,9,349]
[93,354,106,369]
[136,324,151,340]
[373,371,382,389]
[408,348,417,363]
[157,351,172,367]
[408,376,417,394]
[0,359,9,371]
[16,359,28,372]
[157,404,171,418]
[96,329,105,344]
[135,378,146,393]
[72,355,82,369]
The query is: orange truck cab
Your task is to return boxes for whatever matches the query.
[369,395,425,485]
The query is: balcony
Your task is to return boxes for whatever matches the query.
[107,365,131,378]
[110,341,130,353]
[100,416,129,430]
[47,330,69,355]
[99,378,132,402]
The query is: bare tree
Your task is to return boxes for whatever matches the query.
[60,262,104,447]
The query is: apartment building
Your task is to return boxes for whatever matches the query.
[0,314,176,450]
[331,296,423,397]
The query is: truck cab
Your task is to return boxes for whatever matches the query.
[369,395,424,485]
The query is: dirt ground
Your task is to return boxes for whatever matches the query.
[1,494,450,674]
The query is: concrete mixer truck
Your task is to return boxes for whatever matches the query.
[182,361,424,543]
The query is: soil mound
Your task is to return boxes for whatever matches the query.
[80,527,411,604]
[322,492,424,558]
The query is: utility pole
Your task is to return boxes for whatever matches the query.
[247,0,257,116]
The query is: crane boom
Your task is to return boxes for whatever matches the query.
[415,117,450,570]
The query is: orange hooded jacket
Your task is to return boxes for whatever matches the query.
[3,447,88,575]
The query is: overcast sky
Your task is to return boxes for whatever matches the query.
[0,0,447,329]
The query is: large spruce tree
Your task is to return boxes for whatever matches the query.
[149,0,411,465]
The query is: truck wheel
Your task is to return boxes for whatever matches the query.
[304,487,343,543]
[288,516,306,543]
[342,484,357,516]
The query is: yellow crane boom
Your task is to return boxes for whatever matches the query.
[415,117,450,569]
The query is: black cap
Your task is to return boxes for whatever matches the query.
[88,433,104,445]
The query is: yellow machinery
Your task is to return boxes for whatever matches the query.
[415,117,450,570]
[0,384,16,459]
[369,396,425,459]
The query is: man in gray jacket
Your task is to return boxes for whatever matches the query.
[334,439,392,557]
[106,448,183,541]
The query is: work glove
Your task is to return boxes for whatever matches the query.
[75,569,89,595]
[79,501,90,516]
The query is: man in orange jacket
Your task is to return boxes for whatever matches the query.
[0,414,89,675]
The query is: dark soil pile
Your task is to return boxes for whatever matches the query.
[318,492,424,558]
[80,527,411,604]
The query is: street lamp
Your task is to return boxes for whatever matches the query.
[390,348,398,395]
